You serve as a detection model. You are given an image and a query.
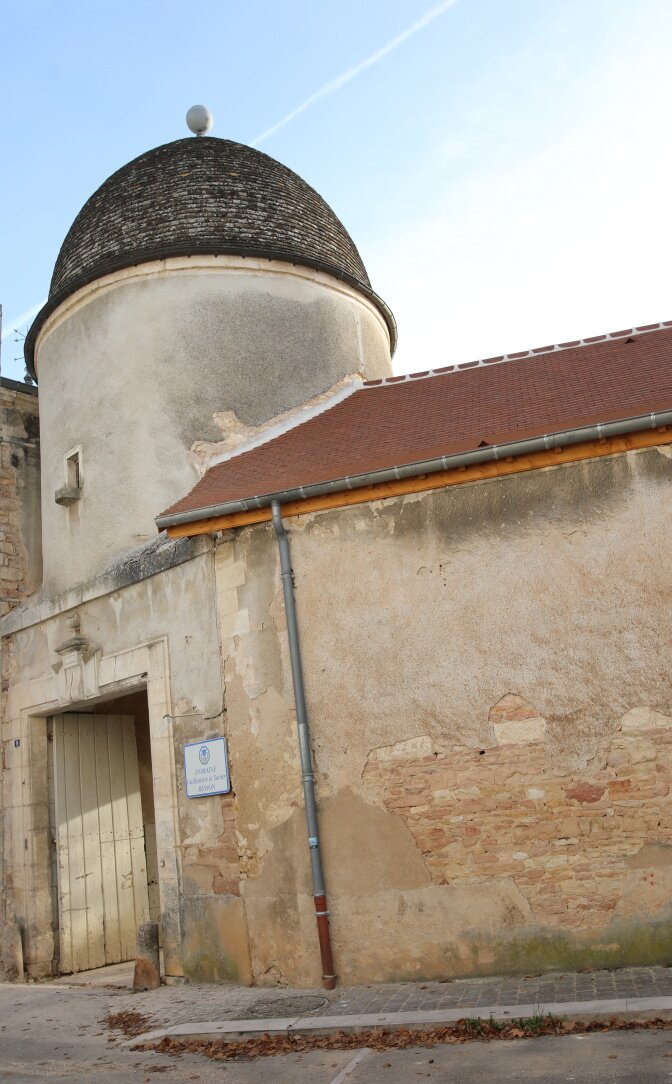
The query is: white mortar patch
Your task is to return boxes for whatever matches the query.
[619,706,672,732]
[493,716,546,745]
[369,735,435,760]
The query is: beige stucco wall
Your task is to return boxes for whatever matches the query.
[5,438,671,989]
[33,256,392,593]
[221,445,672,986]
[1,539,248,983]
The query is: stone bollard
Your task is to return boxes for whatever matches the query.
[133,921,161,991]
[2,910,25,983]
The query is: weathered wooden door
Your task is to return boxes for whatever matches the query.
[53,713,150,973]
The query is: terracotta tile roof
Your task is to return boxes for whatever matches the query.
[159,321,672,523]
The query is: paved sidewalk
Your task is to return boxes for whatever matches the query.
[319,966,672,1017]
[67,963,672,1041]
[117,965,672,1022]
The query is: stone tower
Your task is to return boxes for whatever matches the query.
[25,131,395,591]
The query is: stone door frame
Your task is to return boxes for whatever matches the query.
[3,636,184,979]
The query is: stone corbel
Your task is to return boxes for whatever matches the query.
[54,485,82,506]
[52,611,101,705]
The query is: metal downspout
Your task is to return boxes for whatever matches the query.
[270,500,336,990]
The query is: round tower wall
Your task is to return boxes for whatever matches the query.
[34,256,392,592]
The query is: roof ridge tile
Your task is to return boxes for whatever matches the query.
[362,319,672,388]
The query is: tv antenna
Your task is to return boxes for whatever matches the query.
[10,326,34,385]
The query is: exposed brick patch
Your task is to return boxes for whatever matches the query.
[489,694,545,746]
[363,717,672,933]
[564,782,606,804]
[489,693,541,723]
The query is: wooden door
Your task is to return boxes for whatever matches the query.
[53,713,150,973]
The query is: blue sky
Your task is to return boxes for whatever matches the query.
[2,0,672,381]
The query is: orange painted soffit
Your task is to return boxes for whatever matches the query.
[165,427,672,539]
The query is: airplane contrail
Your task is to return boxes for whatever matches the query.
[0,300,45,341]
[5,2,460,341]
[250,0,461,147]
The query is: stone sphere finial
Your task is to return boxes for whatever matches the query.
[186,104,213,136]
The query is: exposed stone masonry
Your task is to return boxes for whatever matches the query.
[0,381,40,618]
[0,379,40,980]
[181,795,241,899]
[364,703,672,942]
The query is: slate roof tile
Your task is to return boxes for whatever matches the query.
[26,136,395,375]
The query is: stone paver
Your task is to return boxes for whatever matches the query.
[107,964,672,1029]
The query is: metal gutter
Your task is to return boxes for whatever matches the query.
[270,501,336,989]
[155,409,672,530]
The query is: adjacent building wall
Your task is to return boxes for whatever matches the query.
[221,445,672,986]
[0,379,41,616]
[0,377,40,978]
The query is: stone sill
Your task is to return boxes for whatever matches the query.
[54,486,82,506]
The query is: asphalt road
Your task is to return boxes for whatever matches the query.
[1,983,672,1082]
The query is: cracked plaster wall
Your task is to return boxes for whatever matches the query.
[221,446,672,985]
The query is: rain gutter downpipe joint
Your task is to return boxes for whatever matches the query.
[271,500,336,991]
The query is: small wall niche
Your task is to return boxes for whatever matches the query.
[55,446,83,506]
